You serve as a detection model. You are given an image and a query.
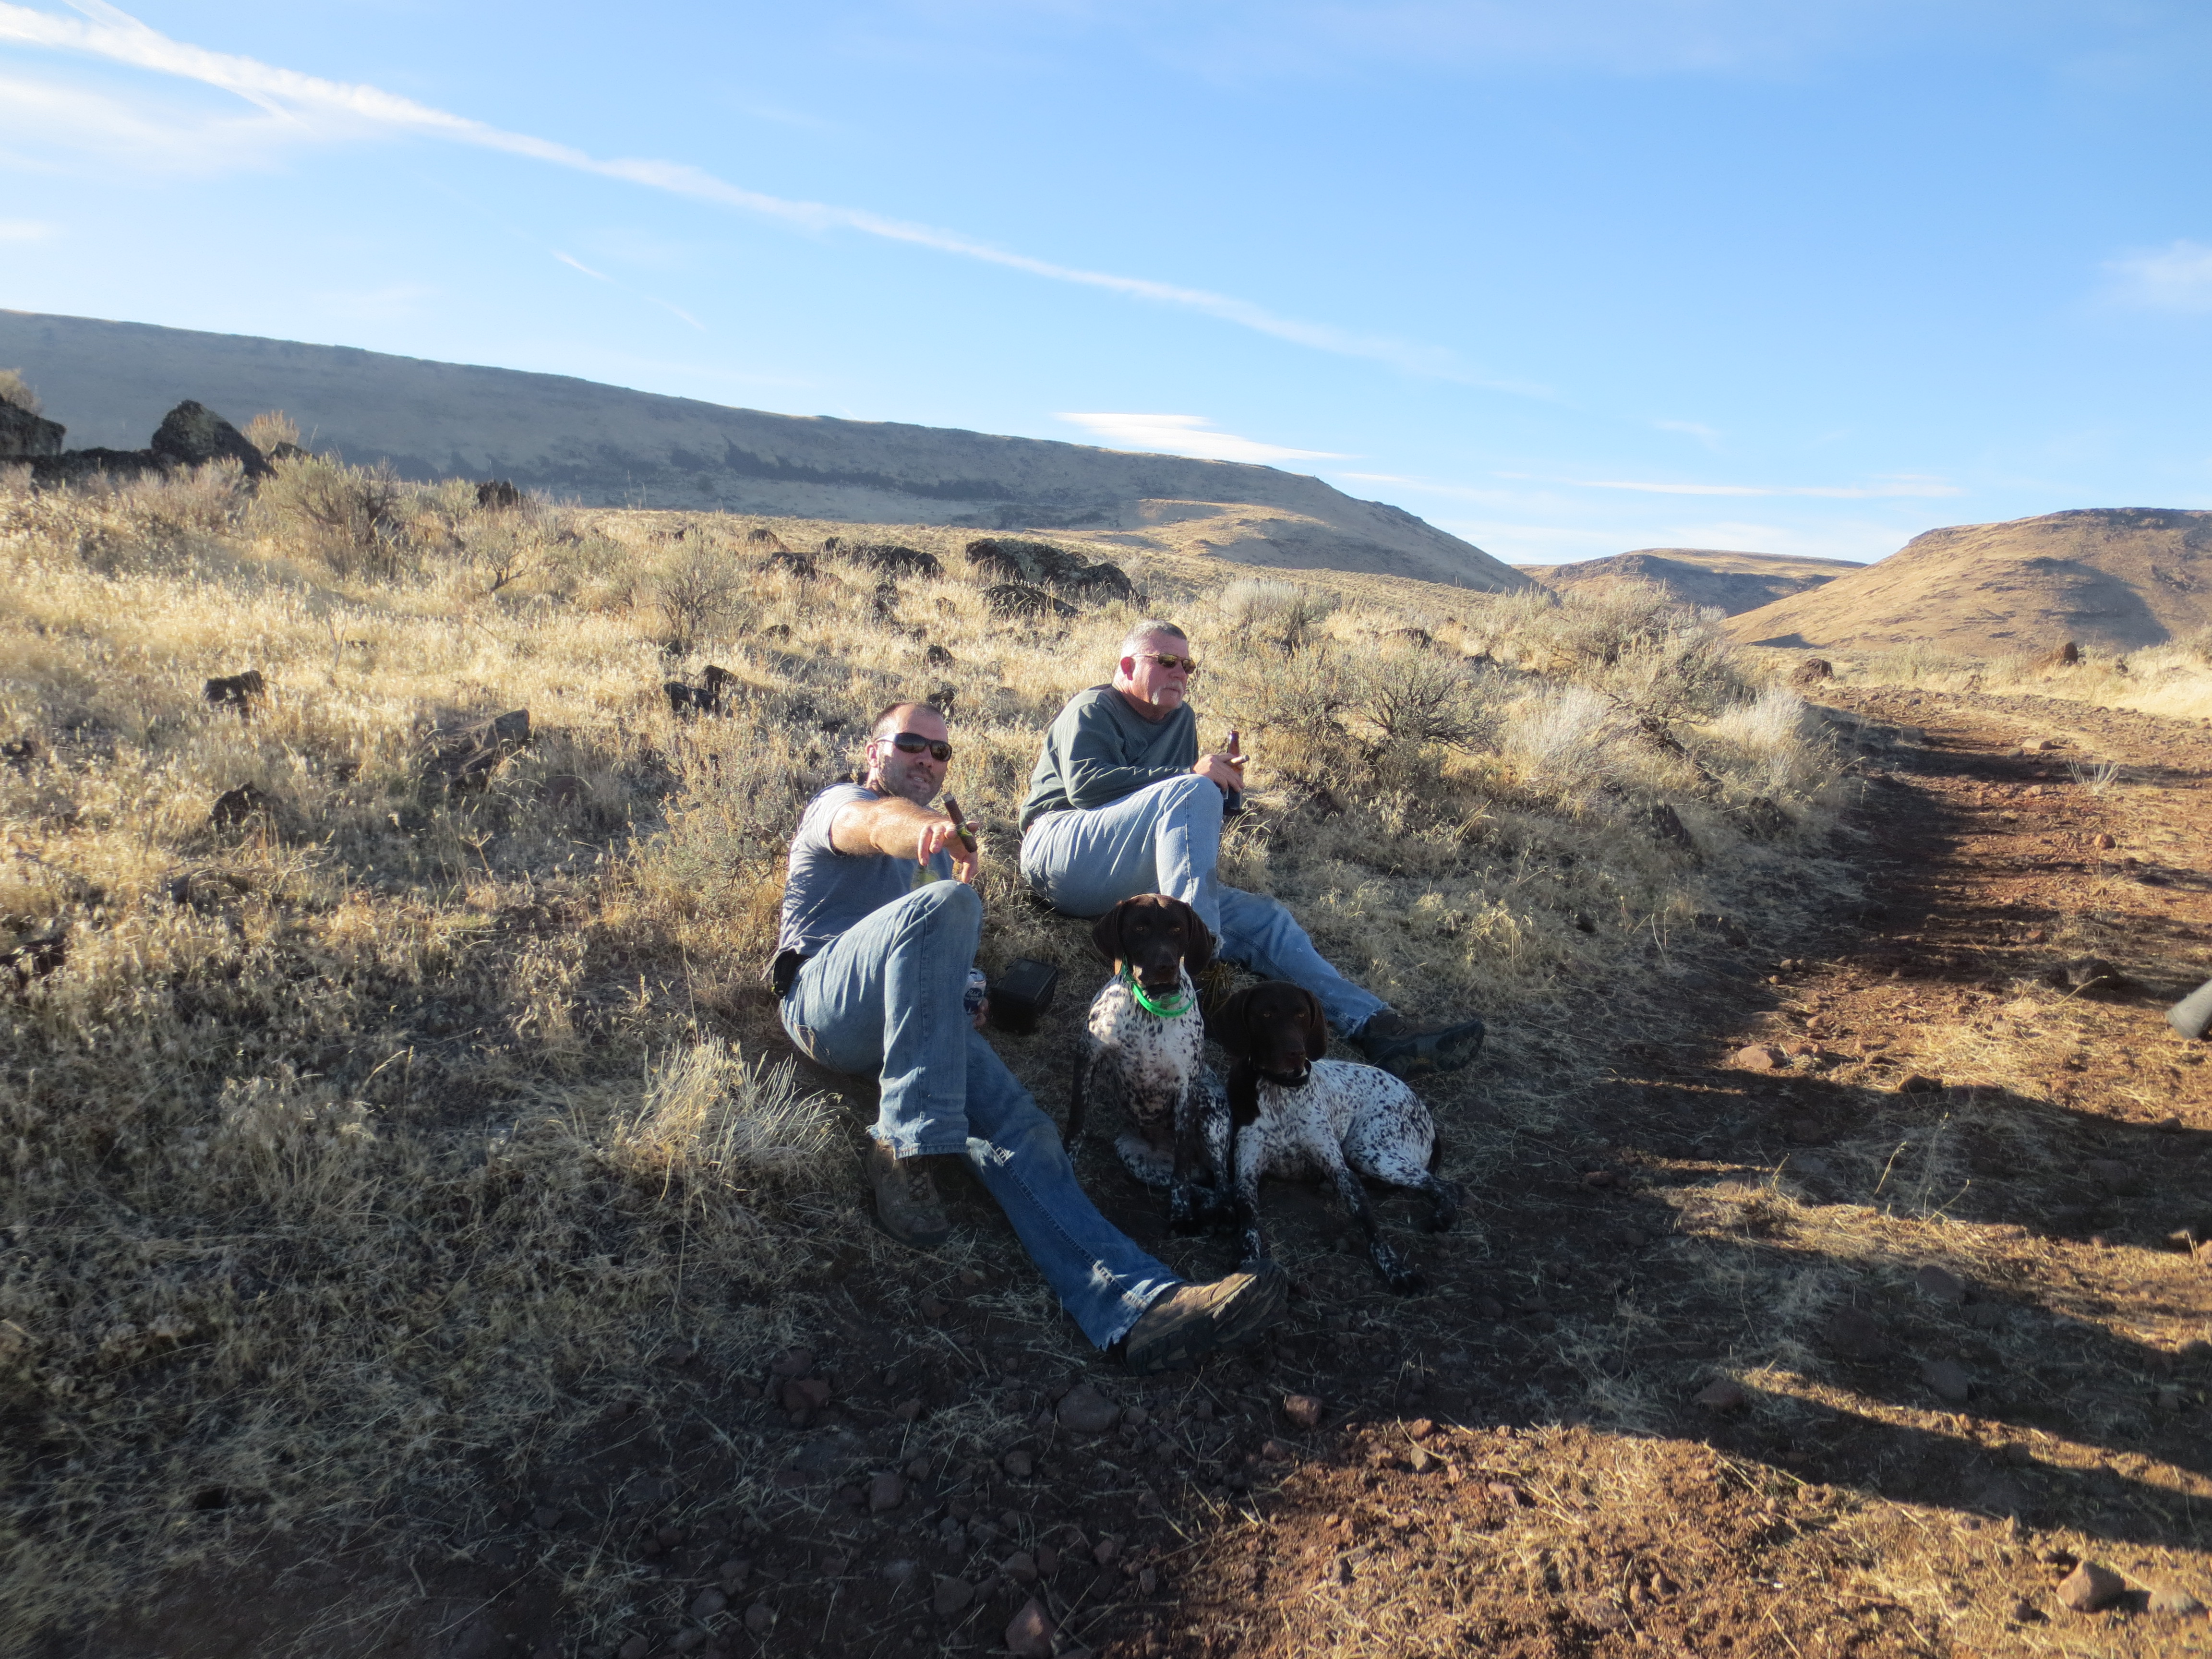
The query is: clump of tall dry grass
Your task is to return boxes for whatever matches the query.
[1800,632,2212,723]
[0,368,42,414]
[0,467,1847,1649]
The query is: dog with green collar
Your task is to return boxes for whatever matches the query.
[1068,893,1230,1229]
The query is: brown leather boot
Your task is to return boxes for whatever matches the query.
[1118,1265,1287,1373]
[1350,1009,1486,1078]
[864,1140,952,1249]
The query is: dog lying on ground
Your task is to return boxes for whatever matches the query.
[1208,981,1460,1292]
[1068,894,1226,1228]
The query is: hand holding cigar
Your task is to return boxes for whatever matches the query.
[1195,731,1246,793]
[938,793,982,882]
[940,793,979,855]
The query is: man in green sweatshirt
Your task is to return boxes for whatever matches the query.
[1019,620,1485,1077]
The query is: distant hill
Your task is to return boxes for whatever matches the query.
[1515,548,1864,616]
[0,310,1529,592]
[1725,509,2212,655]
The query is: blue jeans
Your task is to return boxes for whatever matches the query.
[780,880,1179,1348]
[1020,775,1387,1035]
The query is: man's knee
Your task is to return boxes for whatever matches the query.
[1222,886,1289,927]
[1217,887,1301,957]
[1155,773,1223,822]
[902,878,982,928]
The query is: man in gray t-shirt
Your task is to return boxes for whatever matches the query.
[774,700,1284,1372]
[1019,619,1486,1078]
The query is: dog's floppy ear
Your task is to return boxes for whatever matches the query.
[1297,988,1328,1063]
[1172,897,1215,974]
[1209,986,1257,1059]
[1089,901,1127,968]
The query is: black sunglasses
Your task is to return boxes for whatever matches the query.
[885,732,953,762]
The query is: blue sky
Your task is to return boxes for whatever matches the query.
[3,1,2210,565]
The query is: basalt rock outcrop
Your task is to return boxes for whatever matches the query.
[964,537,1133,603]
[0,399,65,460]
[22,397,274,488]
[150,400,273,478]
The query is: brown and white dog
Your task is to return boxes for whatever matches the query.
[1209,981,1460,1292]
[1068,894,1226,1228]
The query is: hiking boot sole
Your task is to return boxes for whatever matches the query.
[1122,1265,1287,1374]
[1357,1016,1486,1079]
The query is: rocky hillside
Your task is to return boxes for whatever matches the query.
[1517,548,1864,616]
[0,309,1529,592]
[1726,508,2212,655]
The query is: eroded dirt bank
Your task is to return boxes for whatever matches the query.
[82,687,2211,1659]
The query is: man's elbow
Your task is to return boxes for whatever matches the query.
[827,806,874,855]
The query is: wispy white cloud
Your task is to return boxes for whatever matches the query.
[1341,467,1960,503]
[2102,239,2212,313]
[0,216,58,240]
[1521,472,1962,499]
[0,0,1504,385]
[554,251,612,283]
[1056,412,1347,464]
[553,249,705,331]
[1334,469,1525,505]
[0,69,285,171]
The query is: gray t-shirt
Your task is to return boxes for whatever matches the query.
[777,782,954,956]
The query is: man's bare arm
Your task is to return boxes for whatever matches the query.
[830,796,981,879]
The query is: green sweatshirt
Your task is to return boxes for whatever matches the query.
[1018,685,1239,831]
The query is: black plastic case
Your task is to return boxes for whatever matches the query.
[987,958,1060,1033]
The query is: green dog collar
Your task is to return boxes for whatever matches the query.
[1122,969,1193,1020]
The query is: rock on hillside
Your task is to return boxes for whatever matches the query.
[1519,549,1863,616]
[1726,508,2212,655]
[0,398,66,459]
[16,398,271,488]
[0,309,1529,592]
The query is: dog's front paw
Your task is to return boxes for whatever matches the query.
[1185,1183,1235,1228]
[1167,1184,1208,1234]
[1424,1183,1464,1233]
[1373,1246,1423,1294]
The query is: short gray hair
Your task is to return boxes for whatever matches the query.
[1118,619,1188,658]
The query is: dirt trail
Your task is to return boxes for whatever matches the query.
[1163,685,2212,1659]
[84,689,2212,1659]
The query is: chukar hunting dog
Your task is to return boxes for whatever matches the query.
[1068,893,1227,1230]
[1208,981,1460,1292]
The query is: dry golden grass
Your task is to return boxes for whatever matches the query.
[0,462,1851,1654]
[1778,633,2212,724]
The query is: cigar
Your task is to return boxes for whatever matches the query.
[940,793,979,855]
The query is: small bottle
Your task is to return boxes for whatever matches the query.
[964,968,989,1021]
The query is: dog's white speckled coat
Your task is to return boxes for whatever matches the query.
[1074,969,1225,1188]
[1218,1057,1458,1291]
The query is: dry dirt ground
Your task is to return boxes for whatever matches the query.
[76,686,2212,1659]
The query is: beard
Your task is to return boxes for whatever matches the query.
[869,754,941,805]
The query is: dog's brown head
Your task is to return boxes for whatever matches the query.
[1210,981,1327,1085]
[1090,893,1214,996]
